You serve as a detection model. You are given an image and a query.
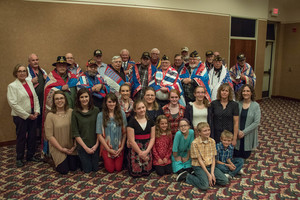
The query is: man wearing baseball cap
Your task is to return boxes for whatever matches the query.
[94,49,108,77]
[131,52,157,99]
[181,47,189,63]
[229,53,256,93]
[204,50,214,72]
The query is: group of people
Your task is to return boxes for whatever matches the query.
[7,47,260,190]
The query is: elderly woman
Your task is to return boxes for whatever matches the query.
[235,84,261,159]
[211,83,239,145]
[7,64,40,167]
[45,91,79,174]
[149,55,185,108]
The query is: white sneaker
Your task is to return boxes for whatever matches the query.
[176,171,188,182]
[238,169,246,175]
[225,173,233,180]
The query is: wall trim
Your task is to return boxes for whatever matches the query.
[0,140,16,147]
[271,95,300,102]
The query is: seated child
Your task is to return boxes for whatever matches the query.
[172,118,194,179]
[152,115,173,176]
[177,122,228,190]
[216,130,244,179]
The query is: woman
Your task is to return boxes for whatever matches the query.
[45,91,79,174]
[127,100,155,177]
[235,84,261,159]
[96,93,127,173]
[143,87,163,122]
[184,86,212,137]
[211,83,239,145]
[162,89,185,137]
[118,83,133,122]
[172,118,194,176]
[72,88,99,173]
[7,64,40,167]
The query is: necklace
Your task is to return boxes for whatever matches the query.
[56,112,67,118]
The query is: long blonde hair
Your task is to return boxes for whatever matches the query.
[155,115,171,138]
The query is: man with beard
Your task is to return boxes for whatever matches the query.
[209,56,233,101]
[131,52,157,100]
[120,49,135,79]
[173,54,185,72]
[77,59,109,110]
[178,51,211,104]
[204,50,214,72]
[150,48,161,69]
[181,47,189,63]
[66,53,83,77]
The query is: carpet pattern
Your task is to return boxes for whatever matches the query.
[0,98,299,199]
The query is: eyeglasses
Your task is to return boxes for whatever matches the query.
[17,70,27,73]
[180,124,189,128]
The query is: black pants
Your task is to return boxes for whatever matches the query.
[13,116,37,160]
[56,155,80,174]
[154,164,173,176]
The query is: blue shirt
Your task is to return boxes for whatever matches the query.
[172,129,194,157]
[216,142,234,163]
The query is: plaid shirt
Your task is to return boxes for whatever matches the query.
[216,142,234,163]
[162,103,185,136]
[190,137,216,167]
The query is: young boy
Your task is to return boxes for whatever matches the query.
[216,130,244,179]
[177,122,228,190]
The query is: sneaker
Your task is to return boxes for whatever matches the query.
[225,173,233,180]
[176,171,188,182]
[190,170,195,176]
[238,169,245,175]
[27,157,40,162]
[16,160,24,168]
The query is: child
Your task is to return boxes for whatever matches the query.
[118,83,133,122]
[177,122,228,190]
[172,118,194,180]
[216,130,244,179]
[152,115,173,176]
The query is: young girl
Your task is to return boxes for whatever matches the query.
[96,93,127,173]
[152,115,173,176]
[143,87,163,122]
[118,83,133,122]
[127,99,155,177]
[72,88,99,173]
[172,118,194,180]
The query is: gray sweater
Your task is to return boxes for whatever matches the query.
[235,101,261,151]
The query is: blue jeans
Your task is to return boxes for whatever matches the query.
[186,166,228,190]
[216,158,244,177]
[77,145,99,173]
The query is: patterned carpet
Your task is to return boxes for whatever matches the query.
[0,98,299,199]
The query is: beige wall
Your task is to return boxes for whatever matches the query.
[1,0,232,143]
[269,0,300,23]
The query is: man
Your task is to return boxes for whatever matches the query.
[181,47,189,63]
[214,51,226,67]
[178,51,211,103]
[209,56,233,101]
[77,59,109,110]
[42,56,78,157]
[131,52,157,100]
[149,55,185,107]
[205,50,214,72]
[65,53,83,77]
[94,49,108,77]
[150,48,161,69]
[229,53,256,94]
[26,53,48,142]
[103,56,128,95]
[120,49,135,78]
[173,54,185,72]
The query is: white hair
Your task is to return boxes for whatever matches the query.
[120,49,129,55]
[151,48,160,54]
[112,56,121,62]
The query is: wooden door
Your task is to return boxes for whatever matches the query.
[230,39,256,70]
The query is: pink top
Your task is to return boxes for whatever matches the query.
[152,134,173,166]
[23,82,34,109]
